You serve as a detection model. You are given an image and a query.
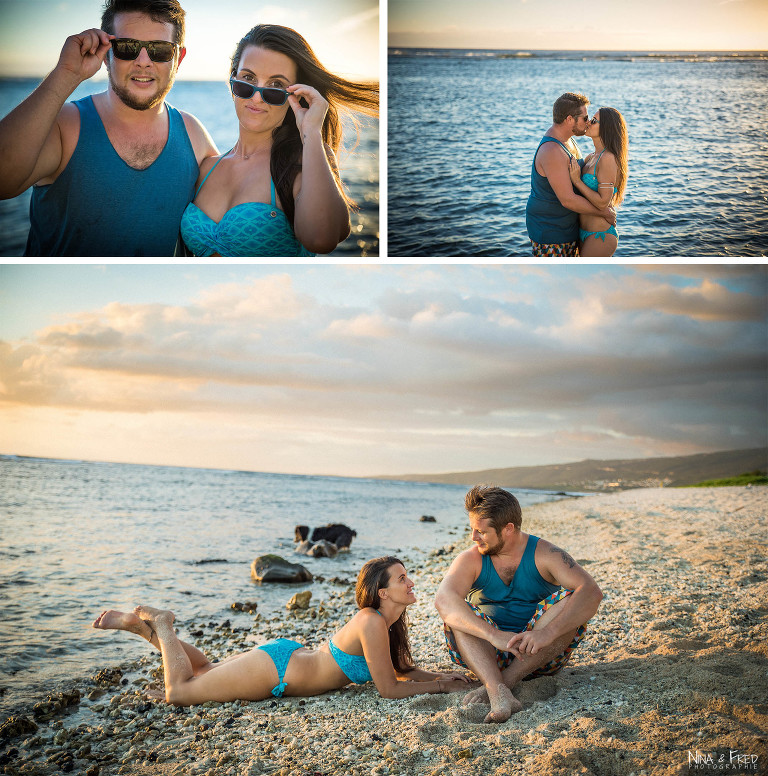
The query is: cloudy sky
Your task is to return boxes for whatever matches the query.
[0,0,378,80]
[389,0,768,51]
[1,264,765,477]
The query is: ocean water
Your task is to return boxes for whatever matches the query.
[0,78,378,257]
[0,455,574,716]
[388,50,768,257]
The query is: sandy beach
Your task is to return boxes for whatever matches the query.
[2,486,766,776]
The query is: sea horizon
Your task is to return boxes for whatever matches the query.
[387,47,768,60]
[0,451,577,491]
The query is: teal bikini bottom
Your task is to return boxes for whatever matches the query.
[579,224,619,243]
[257,638,303,697]
[257,636,373,697]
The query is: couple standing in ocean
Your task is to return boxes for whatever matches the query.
[0,0,378,257]
[526,92,629,257]
[94,485,603,725]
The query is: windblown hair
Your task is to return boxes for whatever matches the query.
[552,92,589,124]
[597,107,628,205]
[355,556,414,674]
[101,0,186,46]
[230,24,379,227]
[464,485,522,533]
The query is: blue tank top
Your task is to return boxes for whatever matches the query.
[180,152,314,257]
[467,535,560,632]
[25,95,197,257]
[525,136,582,244]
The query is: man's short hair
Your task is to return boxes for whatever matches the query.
[553,92,589,124]
[101,0,186,46]
[465,485,522,532]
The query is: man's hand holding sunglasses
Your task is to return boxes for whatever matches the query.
[287,85,329,144]
[56,29,115,86]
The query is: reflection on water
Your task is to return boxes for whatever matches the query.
[0,79,378,257]
[388,50,768,257]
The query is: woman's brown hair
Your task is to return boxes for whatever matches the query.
[230,24,379,228]
[355,556,414,674]
[597,107,628,205]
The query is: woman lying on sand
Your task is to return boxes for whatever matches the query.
[93,556,472,705]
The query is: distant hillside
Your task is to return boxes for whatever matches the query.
[381,448,768,492]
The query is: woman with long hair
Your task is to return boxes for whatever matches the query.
[92,557,471,705]
[568,107,628,257]
[180,24,378,257]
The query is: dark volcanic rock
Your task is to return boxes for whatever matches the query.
[0,715,38,742]
[32,690,81,721]
[231,601,258,613]
[250,554,313,583]
[93,668,123,687]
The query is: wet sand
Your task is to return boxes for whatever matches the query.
[2,486,766,775]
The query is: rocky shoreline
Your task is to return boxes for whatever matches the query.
[2,486,767,776]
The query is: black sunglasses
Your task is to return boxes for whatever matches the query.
[229,77,290,106]
[111,38,178,63]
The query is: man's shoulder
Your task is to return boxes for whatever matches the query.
[58,100,81,127]
[175,109,218,162]
[175,108,207,135]
[537,139,567,160]
[532,535,555,553]
[452,545,483,569]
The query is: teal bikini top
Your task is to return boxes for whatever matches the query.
[582,150,618,194]
[329,639,373,683]
[180,151,315,257]
[328,608,387,684]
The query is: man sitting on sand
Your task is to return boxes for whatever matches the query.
[435,485,603,723]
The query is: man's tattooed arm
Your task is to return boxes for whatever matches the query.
[549,546,576,568]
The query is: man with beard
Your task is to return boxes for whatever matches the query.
[435,485,602,723]
[0,0,217,256]
[525,92,614,257]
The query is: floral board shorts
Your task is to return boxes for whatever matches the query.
[443,589,587,679]
[530,240,579,257]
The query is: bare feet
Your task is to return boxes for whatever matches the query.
[93,609,145,635]
[462,686,489,705]
[484,683,522,724]
[134,605,175,627]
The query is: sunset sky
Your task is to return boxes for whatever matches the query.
[1,264,765,478]
[389,0,768,51]
[0,0,378,80]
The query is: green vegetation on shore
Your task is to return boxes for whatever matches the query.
[684,470,768,487]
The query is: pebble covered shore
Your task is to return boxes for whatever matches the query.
[2,486,766,776]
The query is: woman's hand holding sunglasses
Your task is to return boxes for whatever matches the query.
[286,85,328,142]
[57,29,114,84]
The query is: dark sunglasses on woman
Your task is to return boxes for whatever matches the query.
[229,78,290,106]
[111,38,178,63]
